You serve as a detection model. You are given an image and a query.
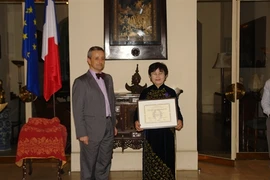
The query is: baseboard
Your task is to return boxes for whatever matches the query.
[198,154,234,166]
[236,152,270,160]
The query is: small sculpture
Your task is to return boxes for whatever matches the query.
[125,64,147,94]
[0,79,5,104]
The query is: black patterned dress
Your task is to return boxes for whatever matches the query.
[134,84,183,180]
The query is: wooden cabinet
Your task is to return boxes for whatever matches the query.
[114,93,143,152]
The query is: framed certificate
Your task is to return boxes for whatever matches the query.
[138,98,177,129]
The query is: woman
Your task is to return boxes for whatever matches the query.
[134,62,183,180]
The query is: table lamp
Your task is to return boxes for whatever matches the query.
[213,53,231,123]
[212,53,231,93]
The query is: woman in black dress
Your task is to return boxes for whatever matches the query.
[134,62,183,180]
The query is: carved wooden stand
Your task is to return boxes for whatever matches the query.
[114,133,143,152]
[114,93,144,152]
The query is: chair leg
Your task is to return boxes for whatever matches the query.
[28,159,32,175]
[254,130,258,152]
[246,127,250,151]
[22,159,27,180]
[58,160,63,180]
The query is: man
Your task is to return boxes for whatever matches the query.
[72,46,117,180]
[261,79,270,159]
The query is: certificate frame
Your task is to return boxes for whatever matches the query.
[138,98,177,129]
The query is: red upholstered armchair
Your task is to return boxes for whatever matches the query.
[15,117,67,179]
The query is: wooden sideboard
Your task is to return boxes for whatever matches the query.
[114,93,143,152]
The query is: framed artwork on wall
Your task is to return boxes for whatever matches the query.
[240,16,266,68]
[104,0,167,60]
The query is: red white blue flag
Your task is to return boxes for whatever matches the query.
[41,0,62,101]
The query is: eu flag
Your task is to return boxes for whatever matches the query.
[22,0,40,96]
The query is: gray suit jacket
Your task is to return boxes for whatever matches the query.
[72,71,116,141]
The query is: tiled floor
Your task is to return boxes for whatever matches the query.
[0,160,270,180]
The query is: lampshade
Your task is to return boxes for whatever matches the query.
[12,60,24,84]
[212,53,231,69]
[12,60,24,68]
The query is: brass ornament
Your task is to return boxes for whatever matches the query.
[225,83,246,102]
[0,103,8,112]
[19,86,37,102]
[0,79,5,104]
[0,79,8,112]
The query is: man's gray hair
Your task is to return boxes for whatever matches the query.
[87,46,104,58]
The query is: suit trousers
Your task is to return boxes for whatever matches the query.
[80,117,114,180]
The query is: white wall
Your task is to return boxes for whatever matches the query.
[69,0,197,171]
[5,4,23,97]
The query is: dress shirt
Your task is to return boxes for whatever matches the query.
[90,70,111,117]
[261,79,270,117]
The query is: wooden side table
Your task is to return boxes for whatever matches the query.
[15,117,67,180]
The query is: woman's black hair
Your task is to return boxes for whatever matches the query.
[148,62,168,76]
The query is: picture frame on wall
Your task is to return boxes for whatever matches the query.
[240,16,266,68]
[104,0,167,60]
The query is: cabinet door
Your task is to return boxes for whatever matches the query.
[116,104,137,132]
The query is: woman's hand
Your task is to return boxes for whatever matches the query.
[135,120,143,131]
[175,120,183,131]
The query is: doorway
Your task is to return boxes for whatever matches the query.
[197,0,270,164]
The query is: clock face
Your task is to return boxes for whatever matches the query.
[131,48,140,57]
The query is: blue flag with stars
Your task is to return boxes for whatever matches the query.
[22,0,40,96]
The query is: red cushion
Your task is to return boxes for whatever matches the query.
[27,117,60,128]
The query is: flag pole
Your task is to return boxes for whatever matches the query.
[53,94,56,117]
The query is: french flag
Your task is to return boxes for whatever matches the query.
[41,0,62,101]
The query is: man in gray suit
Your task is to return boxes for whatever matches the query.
[72,46,117,180]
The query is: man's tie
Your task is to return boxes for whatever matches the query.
[96,73,105,79]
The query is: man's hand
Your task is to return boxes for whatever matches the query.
[114,127,118,136]
[79,136,89,145]
[135,120,143,131]
[175,120,183,131]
